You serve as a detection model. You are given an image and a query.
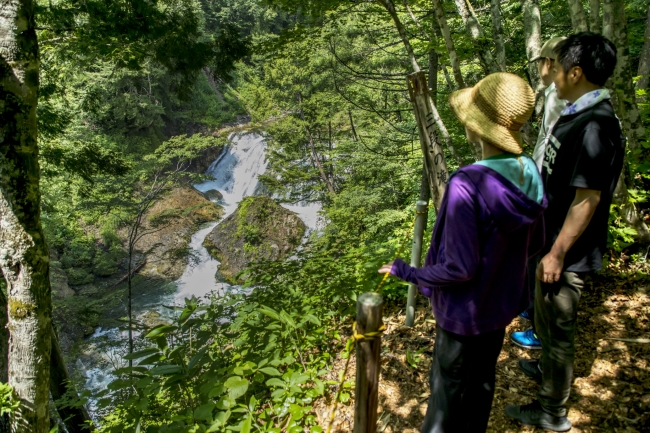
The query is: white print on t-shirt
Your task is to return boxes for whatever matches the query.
[543,134,562,175]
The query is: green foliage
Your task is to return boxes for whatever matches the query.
[0,383,20,417]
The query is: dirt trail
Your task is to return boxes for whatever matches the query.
[315,262,650,432]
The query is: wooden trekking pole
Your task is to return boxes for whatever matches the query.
[353,293,384,433]
[405,197,429,327]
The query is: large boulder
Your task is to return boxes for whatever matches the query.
[203,189,224,201]
[203,196,306,283]
[137,186,224,279]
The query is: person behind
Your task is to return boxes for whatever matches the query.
[511,36,567,351]
[506,32,624,432]
[378,72,546,433]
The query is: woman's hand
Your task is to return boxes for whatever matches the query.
[378,261,395,274]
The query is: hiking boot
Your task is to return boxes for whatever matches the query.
[505,400,572,432]
[511,328,542,350]
[519,309,532,321]
[518,359,542,384]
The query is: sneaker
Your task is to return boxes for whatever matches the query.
[505,400,572,432]
[511,329,542,350]
[519,309,532,321]
[518,359,542,384]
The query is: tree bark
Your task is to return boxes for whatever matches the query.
[452,0,499,74]
[588,0,601,33]
[428,50,439,105]
[603,0,649,242]
[567,0,589,33]
[432,0,465,88]
[490,0,506,71]
[603,0,645,151]
[523,0,545,114]
[0,1,52,432]
[637,5,650,90]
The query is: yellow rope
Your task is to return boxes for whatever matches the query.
[325,205,429,433]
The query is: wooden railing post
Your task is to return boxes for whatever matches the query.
[353,293,383,433]
[405,199,428,327]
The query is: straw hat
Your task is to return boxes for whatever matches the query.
[448,73,535,154]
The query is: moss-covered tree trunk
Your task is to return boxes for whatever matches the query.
[0,1,52,432]
[567,0,589,33]
[490,0,506,72]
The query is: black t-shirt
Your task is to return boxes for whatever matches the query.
[541,99,625,272]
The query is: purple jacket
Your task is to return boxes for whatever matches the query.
[392,164,547,335]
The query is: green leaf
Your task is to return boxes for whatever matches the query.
[123,348,159,360]
[224,376,249,400]
[258,367,282,376]
[305,313,321,326]
[265,378,285,388]
[258,306,280,321]
[194,402,215,422]
[145,325,177,339]
[241,415,252,433]
[149,365,183,376]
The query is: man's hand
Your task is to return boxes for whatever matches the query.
[537,252,564,283]
[378,261,395,274]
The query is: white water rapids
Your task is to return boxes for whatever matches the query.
[80,132,321,403]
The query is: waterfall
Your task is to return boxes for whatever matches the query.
[81,132,321,406]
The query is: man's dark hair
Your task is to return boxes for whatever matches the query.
[554,32,617,86]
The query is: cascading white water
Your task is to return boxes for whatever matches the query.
[82,132,321,406]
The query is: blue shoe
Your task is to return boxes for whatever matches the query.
[519,310,532,321]
[511,329,542,350]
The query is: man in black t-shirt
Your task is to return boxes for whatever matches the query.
[506,32,624,432]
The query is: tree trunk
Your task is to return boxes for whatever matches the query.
[637,6,650,90]
[377,0,462,168]
[452,0,499,74]
[490,0,506,71]
[50,329,92,432]
[432,0,465,88]
[567,0,589,32]
[603,0,645,151]
[603,0,649,242]
[0,1,52,432]
[588,0,601,33]
[376,0,420,72]
[523,0,545,114]
[428,50,438,105]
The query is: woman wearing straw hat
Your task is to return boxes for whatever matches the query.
[379,72,546,432]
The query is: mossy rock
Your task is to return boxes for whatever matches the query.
[203,196,306,283]
[203,189,224,201]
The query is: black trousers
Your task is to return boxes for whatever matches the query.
[421,325,505,433]
[535,271,585,417]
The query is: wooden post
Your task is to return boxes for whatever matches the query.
[353,293,383,433]
[407,71,449,210]
[405,199,429,327]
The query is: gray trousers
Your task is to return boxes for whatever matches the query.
[534,271,585,417]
